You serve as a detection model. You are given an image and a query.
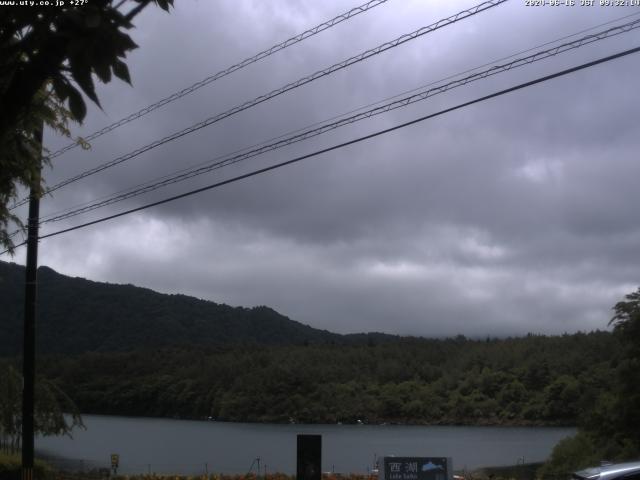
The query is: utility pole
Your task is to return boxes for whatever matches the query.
[22,124,42,480]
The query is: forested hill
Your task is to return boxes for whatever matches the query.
[1,260,389,355]
[35,332,618,426]
[1,260,624,427]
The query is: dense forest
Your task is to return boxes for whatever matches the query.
[18,332,615,426]
[0,261,393,355]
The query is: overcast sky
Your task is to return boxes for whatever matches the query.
[8,0,640,337]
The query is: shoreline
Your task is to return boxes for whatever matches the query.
[72,412,577,429]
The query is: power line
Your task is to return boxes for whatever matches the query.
[36,17,640,225]
[10,0,506,210]
[45,0,394,160]
[328,10,640,121]
[7,14,640,240]
[3,44,638,257]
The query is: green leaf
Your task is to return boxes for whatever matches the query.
[70,61,101,108]
[112,59,131,84]
[114,32,138,54]
[93,60,112,84]
[52,76,71,102]
[84,12,101,29]
[155,0,170,10]
[67,86,87,122]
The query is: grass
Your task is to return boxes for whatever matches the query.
[1,456,548,480]
[112,475,377,480]
[0,451,53,478]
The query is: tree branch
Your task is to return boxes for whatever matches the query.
[124,0,152,22]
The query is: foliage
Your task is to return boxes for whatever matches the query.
[0,364,21,452]
[609,288,640,330]
[539,430,640,478]
[604,287,640,455]
[31,331,618,427]
[474,462,542,480]
[0,363,84,454]
[541,287,640,473]
[538,432,602,478]
[0,86,80,254]
[0,452,51,479]
[0,0,173,252]
[0,261,348,355]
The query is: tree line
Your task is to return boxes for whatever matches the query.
[21,331,617,427]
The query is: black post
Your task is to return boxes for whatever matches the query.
[22,125,42,480]
[296,434,321,480]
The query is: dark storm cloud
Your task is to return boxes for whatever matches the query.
[18,0,640,336]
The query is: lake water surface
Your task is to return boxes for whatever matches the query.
[36,415,575,475]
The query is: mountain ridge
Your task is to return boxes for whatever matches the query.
[0,260,395,355]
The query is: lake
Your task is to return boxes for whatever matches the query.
[36,415,575,475]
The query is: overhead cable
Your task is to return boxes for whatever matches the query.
[3,44,638,256]
[46,0,394,160]
[11,0,506,210]
[37,18,640,224]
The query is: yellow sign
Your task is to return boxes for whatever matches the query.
[111,454,120,468]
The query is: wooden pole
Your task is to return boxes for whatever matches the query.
[22,124,42,480]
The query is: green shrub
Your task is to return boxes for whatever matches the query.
[538,432,601,478]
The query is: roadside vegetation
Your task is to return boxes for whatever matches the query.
[0,452,50,478]
[0,364,83,454]
[539,288,640,476]
[0,469,376,480]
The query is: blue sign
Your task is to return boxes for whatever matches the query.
[382,457,451,480]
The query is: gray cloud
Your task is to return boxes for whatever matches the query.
[11,0,640,337]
